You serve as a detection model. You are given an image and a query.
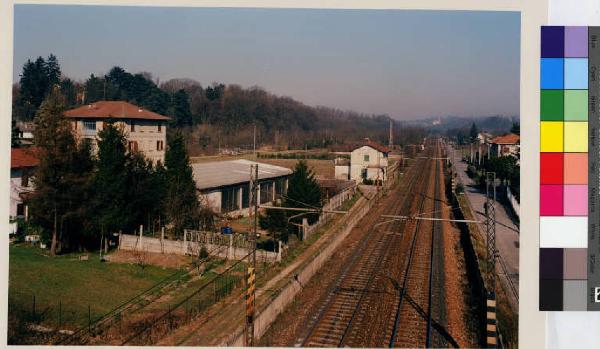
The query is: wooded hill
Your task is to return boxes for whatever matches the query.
[12,55,427,153]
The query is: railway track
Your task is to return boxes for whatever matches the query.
[296,139,449,348]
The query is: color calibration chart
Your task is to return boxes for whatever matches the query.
[540,26,599,311]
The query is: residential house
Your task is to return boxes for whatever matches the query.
[65,101,169,163]
[10,147,39,234]
[489,133,520,158]
[14,121,35,146]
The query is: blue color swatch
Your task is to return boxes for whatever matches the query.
[541,58,564,89]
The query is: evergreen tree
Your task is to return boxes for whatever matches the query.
[59,78,78,107]
[28,88,80,255]
[511,122,520,135]
[84,74,106,103]
[164,132,199,237]
[469,122,479,143]
[126,153,164,233]
[45,54,61,87]
[62,140,94,250]
[92,122,131,239]
[260,160,323,241]
[170,89,192,127]
[259,203,289,242]
[11,120,20,148]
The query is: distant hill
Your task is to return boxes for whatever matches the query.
[13,55,513,153]
[403,115,519,135]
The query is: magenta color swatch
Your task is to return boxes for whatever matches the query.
[565,27,588,57]
[564,185,588,216]
[540,185,564,216]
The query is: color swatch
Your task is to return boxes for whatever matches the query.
[539,26,598,311]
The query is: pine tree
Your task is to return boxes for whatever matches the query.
[126,153,164,234]
[469,122,479,143]
[170,89,192,127]
[285,160,322,225]
[92,122,131,238]
[11,120,20,148]
[28,88,79,255]
[45,54,61,88]
[164,132,199,237]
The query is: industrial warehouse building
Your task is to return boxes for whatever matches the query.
[191,159,292,216]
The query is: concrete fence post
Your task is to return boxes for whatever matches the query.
[161,227,165,254]
[277,240,282,262]
[228,234,233,259]
[139,225,143,250]
[302,218,309,241]
[183,229,188,255]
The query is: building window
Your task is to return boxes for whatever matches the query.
[21,170,30,187]
[83,121,96,135]
[221,186,240,212]
[128,141,139,152]
[156,140,164,151]
[16,204,25,217]
[242,186,250,208]
[364,154,370,162]
[158,123,162,132]
[130,121,135,132]
[260,181,273,204]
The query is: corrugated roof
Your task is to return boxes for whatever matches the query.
[11,147,40,169]
[490,133,520,145]
[192,159,292,190]
[65,101,170,121]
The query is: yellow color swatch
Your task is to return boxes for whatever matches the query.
[564,122,588,152]
[540,121,564,152]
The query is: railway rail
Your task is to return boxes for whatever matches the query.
[296,139,450,348]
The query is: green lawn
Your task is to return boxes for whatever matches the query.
[8,244,177,328]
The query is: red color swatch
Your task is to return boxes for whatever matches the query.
[541,153,564,184]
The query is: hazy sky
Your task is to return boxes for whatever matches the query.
[13,6,520,120]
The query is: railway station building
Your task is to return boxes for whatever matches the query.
[335,140,390,184]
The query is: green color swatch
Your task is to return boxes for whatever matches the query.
[541,89,564,121]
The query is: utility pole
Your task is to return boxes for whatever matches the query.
[389,118,393,149]
[253,124,257,158]
[245,164,258,346]
[484,171,498,348]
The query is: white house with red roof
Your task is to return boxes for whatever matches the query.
[489,133,520,158]
[10,147,39,234]
[335,139,390,184]
[65,101,170,163]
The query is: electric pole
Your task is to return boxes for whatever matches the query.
[253,124,257,158]
[484,171,498,348]
[389,118,393,149]
[245,164,258,346]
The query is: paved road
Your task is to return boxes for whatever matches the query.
[448,145,520,299]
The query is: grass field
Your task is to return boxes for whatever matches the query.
[8,244,178,328]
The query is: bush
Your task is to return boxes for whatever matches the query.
[199,246,209,259]
[456,183,464,193]
[362,178,374,185]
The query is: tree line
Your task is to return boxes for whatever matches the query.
[13,55,427,152]
[26,88,202,255]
